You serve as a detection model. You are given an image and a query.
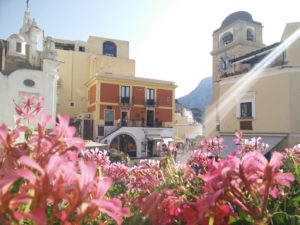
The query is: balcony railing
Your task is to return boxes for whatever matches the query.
[119,97,130,105]
[144,99,156,106]
[118,120,168,128]
[119,97,131,105]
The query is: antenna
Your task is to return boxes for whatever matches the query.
[26,0,29,9]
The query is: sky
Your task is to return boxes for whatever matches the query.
[0,0,299,98]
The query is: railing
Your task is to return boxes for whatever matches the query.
[121,120,167,128]
[144,99,157,107]
[98,120,171,141]
[221,68,249,78]
[118,97,141,106]
[119,97,131,105]
[221,59,285,79]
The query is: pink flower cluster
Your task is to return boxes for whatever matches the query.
[0,95,129,225]
[200,151,294,220]
[285,145,300,164]
[234,131,269,155]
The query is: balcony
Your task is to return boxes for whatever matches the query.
[117,119,168,128]
[119,97,131,105]
[144,99,156,107]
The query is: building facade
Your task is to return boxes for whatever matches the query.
[205,11,300,157]
[174,106,203,142]
[0,8,61,128]
[54,36,176,158]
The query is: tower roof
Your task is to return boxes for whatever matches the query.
[214,11,262,33]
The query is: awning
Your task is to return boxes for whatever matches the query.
[220,135,286,158]
[175,137,185,143]
[186,133,198,139]
[85,140,108,149]
[146,135,162,141]
[162,138,174,144]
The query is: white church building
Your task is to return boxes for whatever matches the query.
[0,8,62,127]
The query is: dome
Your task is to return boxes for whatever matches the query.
[8,34,25,42]
[213,11,262,33]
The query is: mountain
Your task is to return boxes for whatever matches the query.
[177,77,212,119]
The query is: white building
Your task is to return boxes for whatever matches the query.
[0,8,62,127]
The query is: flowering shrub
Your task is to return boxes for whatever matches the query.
[1,95,299,225]
[0,95,129,225]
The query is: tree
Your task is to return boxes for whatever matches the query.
[190,107,203,123]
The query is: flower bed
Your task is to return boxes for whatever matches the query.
[0,95,299,225]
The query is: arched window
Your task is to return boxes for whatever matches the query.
[103,41,117,57]
[222,32,233,45]
[247,29,254,41]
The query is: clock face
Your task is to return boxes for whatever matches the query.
[218,52,233,75]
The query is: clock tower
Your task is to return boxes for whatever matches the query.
[211,11,264,81]
[206,11,265,138]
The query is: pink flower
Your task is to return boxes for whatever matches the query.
[199,137,227,157]
[285,146,300,163]
[104,162,129,182]
[200,150,294,221]
[14,94,45,120]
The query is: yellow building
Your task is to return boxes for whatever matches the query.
[53,36,135,117]
[205,11,300,157]
[174,108,203,142]
[53,36,177,158]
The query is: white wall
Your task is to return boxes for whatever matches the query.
[103,127,174,158]
[0,68,58,128]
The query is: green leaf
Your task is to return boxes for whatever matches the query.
[229,215,238,223]
[296,173,300,184]
[10,178,24,194]
[271,212,300,225]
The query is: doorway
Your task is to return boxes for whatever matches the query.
[110,134,137,157]
[83,120,93,140]
[146,110,154,127]
[121,111,128,126]
[147,140,153,156]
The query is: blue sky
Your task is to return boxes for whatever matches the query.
[1,0,299,98]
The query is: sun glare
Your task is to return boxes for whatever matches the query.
[205,28,300,134]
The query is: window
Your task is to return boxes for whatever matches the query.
[240,102,252,118]
[247,29,254,41]
[121,86,130,104]
[222,32,233,45]
[103,41,117,57]
[70,101,75,107]
[79,46,85,52]
[23,79,35,87]
[97,126,104,136]
[236,92,256,119]
[105,110,114,126]
[16,42,22,53]
[146,88,155,105]
[55,42,75,51]
[283,50,287,64]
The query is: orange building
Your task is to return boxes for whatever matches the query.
[85,74,176,157]
[53,36,177,158]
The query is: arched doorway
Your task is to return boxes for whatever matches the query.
[110,134,137,157]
